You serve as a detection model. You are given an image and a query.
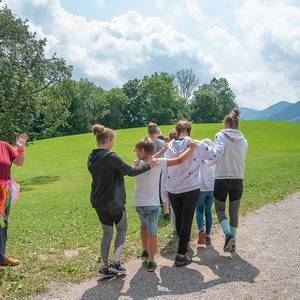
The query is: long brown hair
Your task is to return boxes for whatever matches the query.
[175,120,192,137]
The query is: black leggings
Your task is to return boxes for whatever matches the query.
[214,179,243,228]
[168,189,200,255]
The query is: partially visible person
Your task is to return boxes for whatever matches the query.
[157,135,165,141]
[161,128,178,237]
[168,129,177,140]
[0,134,28,270]
[133,137,197,272]
[147,123,170,219]
[87,124,158,278]
[147,123,165,156]
[164,137,170,143]
[196,138,215,246]
[210,108,248,252]
[162,121,220,266]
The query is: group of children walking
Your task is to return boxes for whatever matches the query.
[87,107,248,278]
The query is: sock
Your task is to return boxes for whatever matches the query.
[230,226,237,239]
[220,219,231,237]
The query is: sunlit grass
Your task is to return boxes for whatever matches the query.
[0,121,299,298]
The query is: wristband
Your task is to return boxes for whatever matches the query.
[17,147,25,153]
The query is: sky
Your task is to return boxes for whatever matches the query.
[1,0,300,110]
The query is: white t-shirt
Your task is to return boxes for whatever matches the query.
[134,158,167,207]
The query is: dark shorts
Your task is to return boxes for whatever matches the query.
[214,179,243,202]
[94,207,125,226]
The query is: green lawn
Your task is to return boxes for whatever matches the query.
[1,121,300,299]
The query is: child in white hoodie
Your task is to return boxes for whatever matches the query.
[161,121,221,266]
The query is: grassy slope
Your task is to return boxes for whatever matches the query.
[1,121,300,298]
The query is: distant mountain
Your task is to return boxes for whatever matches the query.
[266,101,300,123]
[240,101,292,121]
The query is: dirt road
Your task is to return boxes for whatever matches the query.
[34,192,300,300]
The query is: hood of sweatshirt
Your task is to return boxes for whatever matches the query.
[220,129,244,143]
[87,149,111,173]
[167,136,191,156]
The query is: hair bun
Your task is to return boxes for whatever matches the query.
[92,124,105,135]
[232,108,240,119]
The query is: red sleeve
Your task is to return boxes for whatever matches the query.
[9,145,18,162]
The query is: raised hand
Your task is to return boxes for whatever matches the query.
[15,134,28,150]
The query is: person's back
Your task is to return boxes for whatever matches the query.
[133,138,167,272]
[214,129,248,179]
[133,137,197,271]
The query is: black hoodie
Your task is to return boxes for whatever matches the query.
[87,149,151,212]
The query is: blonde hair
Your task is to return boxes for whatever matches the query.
[223,107,240,129]
[92,124,115,144]
[175,120,192,137]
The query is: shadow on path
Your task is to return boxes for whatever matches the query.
[80,246,259,299]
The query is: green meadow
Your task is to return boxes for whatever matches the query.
[1,121,300,298]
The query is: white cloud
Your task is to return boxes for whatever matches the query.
[2,0,300,109]
[186,0,206,22]
[5,1,216,89]
[225,70,300,110]
[206,27,245,56]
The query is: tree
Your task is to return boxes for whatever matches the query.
[104,88,128,129]
[209,77,236,122]
[64,79,108,135]
[173,69,199,104]
[190,77,236,123]
[122,78,148,128]
[0,6,72,142]
[190,90,215,123]
[141,72,181,125]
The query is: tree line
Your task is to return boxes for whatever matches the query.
[0,6,237,144]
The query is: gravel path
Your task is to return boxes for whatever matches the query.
[34,192,300,300]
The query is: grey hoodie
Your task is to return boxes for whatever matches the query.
[213,129,248,179]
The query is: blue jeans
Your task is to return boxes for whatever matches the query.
[0,200,11,260]
[135,206,161,235]
[196,191,214,235]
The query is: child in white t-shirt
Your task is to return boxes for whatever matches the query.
[133,137,196,272]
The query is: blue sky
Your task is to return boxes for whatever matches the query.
[2,0,300,109]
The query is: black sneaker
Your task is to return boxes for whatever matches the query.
[147,261,157,272]
[175,253,192,267]
[163,213,171,220]
[98,268,117,278]
[109,262,127,274]
[141,250,149,261]
[205,235,211,245]
[224,234,235,252]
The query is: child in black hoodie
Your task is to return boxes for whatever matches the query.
[88,124,157,278]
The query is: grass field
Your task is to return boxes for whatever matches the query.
[1,121,300,299]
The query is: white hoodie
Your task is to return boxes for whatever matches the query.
[209,129,248,179]
[161,136,220,195]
